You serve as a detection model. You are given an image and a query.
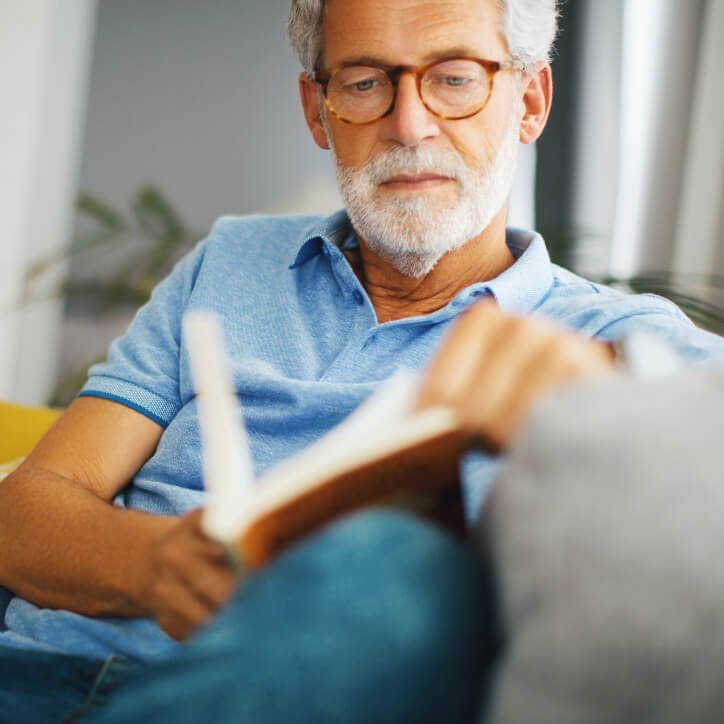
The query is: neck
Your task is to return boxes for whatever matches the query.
[346,207,514,323]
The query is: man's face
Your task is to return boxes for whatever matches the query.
[311,0,524,276]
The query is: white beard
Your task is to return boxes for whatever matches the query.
[327,104,522,278]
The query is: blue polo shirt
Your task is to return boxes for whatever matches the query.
[2,210,723,661]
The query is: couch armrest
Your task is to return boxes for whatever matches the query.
[0,401,61,464]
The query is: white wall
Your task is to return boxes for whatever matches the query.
[0,0,97,403]
[571,0,720,280]
[569,0,623,276]
[75,0,342,233]
[673,0,724,278]
[610,0,705,277]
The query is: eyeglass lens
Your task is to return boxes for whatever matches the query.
[326,59,492,123]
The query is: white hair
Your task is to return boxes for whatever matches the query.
[495,0,559,70]
[287,0,559,75]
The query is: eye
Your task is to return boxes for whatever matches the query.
[425,60,485,92]
[330,66,389,97]
[348,79,378,92]
[441,76,470,87]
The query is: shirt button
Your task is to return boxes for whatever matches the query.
[353,290,364,305]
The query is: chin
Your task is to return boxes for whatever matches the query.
[370,246,446,279]
[350,205,479,278]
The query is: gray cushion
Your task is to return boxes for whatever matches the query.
[476,369,724,724]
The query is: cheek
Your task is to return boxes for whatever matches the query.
[445,112,510,168]
[327,124,381,167]
[446,128,495,169]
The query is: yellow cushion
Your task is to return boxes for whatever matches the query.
[0,457,25,481]
[0,401,62,465]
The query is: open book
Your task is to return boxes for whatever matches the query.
[184,312,475,571]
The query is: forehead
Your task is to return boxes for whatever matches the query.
[322,0,506,67]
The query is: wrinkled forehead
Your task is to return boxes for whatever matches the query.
[321,0,507,69]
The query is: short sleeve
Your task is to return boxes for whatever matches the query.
[593,304,724,367]
[78,239,208,427]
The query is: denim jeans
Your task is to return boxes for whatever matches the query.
[0,511,499,724]
[0,649,141,724]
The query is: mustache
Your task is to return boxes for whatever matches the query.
[362,146,469,185]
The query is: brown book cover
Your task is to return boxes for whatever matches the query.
[238,428,475,569]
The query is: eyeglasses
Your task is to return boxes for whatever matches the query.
[313,57,524,125]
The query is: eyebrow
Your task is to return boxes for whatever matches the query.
[335,47,485,70]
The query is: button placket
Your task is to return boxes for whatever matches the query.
[330,246,369,307]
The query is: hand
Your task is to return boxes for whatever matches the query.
[416,300,614,451]
[148,508,237,641]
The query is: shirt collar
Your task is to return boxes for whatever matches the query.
[480,227,554,315]
[289,209,354,268]
[290,211,553,316]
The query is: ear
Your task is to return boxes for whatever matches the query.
[518,61,553,145]
[299,73,330,150]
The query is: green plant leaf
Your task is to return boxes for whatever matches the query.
[132,186,187,243]
[76,193,127,232]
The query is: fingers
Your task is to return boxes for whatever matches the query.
[152,574,215,641]
[470,333,609,450]
[454,322,557,448]
[417,300,614,449]
[150,508,238,641]
[416,300,508,409]
[155,529,235,609]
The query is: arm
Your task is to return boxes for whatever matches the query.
[0,396,175,618]
[0,237,236,635]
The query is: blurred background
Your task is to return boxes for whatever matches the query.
[1,0,722,406]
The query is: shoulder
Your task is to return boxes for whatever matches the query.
[173,212,336,318]
[539,265,724,364]
[130,214,325,306]
[202,213,327,265]
[540,264,691,334]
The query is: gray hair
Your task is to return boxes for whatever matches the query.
[287,0,559,76]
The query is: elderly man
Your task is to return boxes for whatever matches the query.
[1,0,723,722]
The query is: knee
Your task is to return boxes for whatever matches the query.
[201,510,499,723]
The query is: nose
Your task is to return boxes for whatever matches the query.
[379,73,440,147]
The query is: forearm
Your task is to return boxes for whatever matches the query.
[0,467,176,618]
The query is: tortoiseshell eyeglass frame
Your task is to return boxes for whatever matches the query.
[313,57,524,124]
